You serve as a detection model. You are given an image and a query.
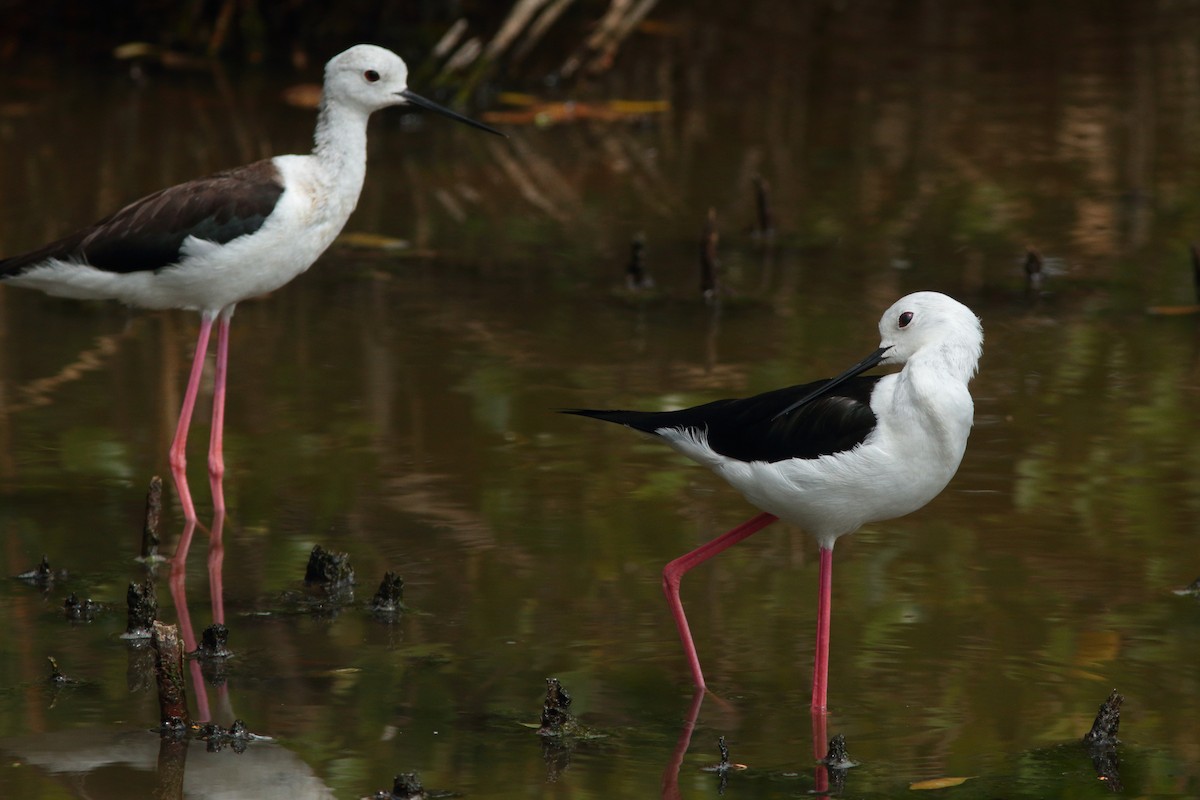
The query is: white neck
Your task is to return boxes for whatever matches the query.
[310,98,371,209]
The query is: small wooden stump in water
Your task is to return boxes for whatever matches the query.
[538,677,577,736]
[371,772,426,799]
[304,545,355,588]
[370,571,406,613]
[64,592,100,622]
[196,623,232,659]
[1024,248,1044,297]
[752,175,774,238]
[625,233,653,290]
[152,621,190,731]
[15,555,58,586]
[1082,689,1123,747]
[125,579,157,639]
[1082,690,1124,792]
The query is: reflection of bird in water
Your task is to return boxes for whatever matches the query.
[0,44,502,521]
[568,291,983,711]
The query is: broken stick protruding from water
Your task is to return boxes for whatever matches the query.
[152,621,190,731]
[141,476,162,560]
[1024,248,1044,296]
[373,772,426,799]
[125,579,157,638]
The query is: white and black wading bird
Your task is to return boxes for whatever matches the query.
[567,291,983,711]
[0,44,503,521]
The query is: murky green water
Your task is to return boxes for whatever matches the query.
[2,4,1199,798]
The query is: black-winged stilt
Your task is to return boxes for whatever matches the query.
[0,44,502,521]
[567,291,983,711]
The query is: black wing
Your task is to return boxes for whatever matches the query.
[565,375,882,463]
[0,159,285,276]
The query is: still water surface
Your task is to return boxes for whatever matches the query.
[1,5,1199,798]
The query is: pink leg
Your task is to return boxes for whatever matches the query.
[169,314,216,523]
[207,308,233,515]
[811,546,833,712]
[662,511,778,689]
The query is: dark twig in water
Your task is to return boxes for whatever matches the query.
[1189,242,1200,304]
[152,621,191,731]
[125,579,157,639]
[700,208,720,302]
[371,571,406,613]
[626,232,654,290]
[46,656,71,685]
[141,476,163,560]
[1024,248,1044,297]
[753,175,774,238]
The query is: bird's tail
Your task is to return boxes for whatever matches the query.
[560,408,671,435]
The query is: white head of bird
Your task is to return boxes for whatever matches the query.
[877,291,983,381]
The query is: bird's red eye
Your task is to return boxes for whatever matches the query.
[363,70,380,83]
[898,311,914,328]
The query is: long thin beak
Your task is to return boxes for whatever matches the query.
[771,346,892,420]
[398,88,506,137]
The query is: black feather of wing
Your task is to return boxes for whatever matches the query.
[565,375,882,463]
[0,159,285,276]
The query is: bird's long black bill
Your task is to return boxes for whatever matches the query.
[771,346,891,420]
[399,89,506,137]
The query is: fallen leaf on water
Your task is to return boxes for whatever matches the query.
[909,776,975,790]
[1146,304,1200,315]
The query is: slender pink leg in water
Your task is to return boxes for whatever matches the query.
[812,547,833,712]
[169,314,216,522]
[207,309,232,515]
[661,511,779,689]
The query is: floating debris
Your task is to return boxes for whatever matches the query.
[305,545,356,589]
[1082,689,1123,747]
[910,776,975,790]
[140,476,162,561]
[14,555,60,586]
[370,572,407,614]
[64,592,101,622]
[124,579,157,639]
[482,98,669,127]
[152,621,190,731]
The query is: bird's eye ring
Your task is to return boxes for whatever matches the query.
[898,311,914,328]
[363,70,380,83]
